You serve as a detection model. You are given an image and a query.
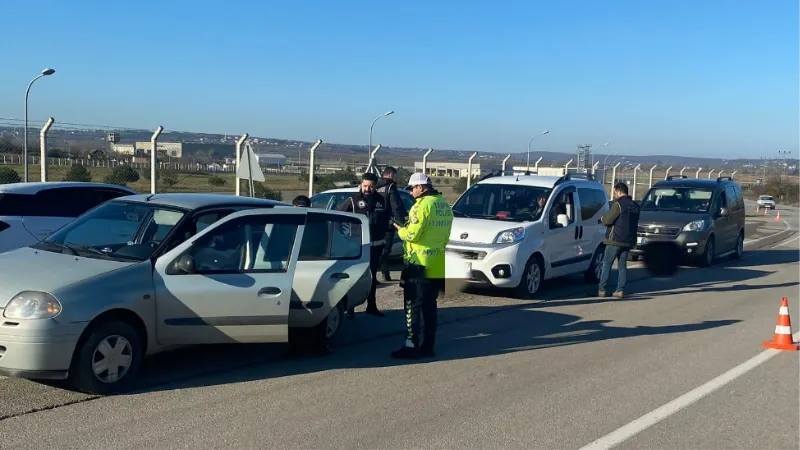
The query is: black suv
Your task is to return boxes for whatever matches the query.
[631,176,745,266]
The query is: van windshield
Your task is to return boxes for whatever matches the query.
[32,200,186,262]
[641,187,714,213]
[453,184,552,222]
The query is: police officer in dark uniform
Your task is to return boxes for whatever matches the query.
[376,166,408,282]
[338,172,390,317]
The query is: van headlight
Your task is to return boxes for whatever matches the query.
[682,220,707,232]
[3,291,62,320]
[494,227,525,244]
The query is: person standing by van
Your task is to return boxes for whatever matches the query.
[376,166,408,282]
[598,182,640,299]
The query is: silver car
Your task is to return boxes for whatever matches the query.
[0,193,371,394]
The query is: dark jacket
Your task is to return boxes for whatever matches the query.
[338,190,390,245]
[376,178,408,229]
[601,195,640,247]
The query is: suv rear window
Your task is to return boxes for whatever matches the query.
[0,193,34,216]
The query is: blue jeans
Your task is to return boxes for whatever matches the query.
[598,245,630,293]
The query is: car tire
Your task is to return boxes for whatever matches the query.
[732,231,744,260]
[68,321,143,395]
[292,301,345,352]
[699,235,715,267]
[515,255,544,299]
[630,255,640,262]
[584,246,605,284]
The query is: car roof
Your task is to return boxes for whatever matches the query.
[314,187,412,195]
[652,178,733,189]
[116,193,289,210]
[0,182,138,195]
[476,175,602,189]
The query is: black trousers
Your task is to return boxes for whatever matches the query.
[402,265,439,350]
[367,245,382,309]
[380,229,395,277]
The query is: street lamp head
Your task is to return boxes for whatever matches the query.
[384,111,394,116]
[41,68,55,76]
[541,130,550,135]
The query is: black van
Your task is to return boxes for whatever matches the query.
[631,176,745,267]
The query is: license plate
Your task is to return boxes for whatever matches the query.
[445,259,472,279]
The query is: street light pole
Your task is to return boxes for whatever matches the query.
[526,130,550,174]
[368,111,394,164]
[778,150,791,175]
[592,142,610,170]
[24,68,56,182]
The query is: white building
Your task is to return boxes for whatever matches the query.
[414,161,496,178]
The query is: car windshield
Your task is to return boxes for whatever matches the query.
[640,187,714,213]
[32,200,186,262]
[452,184,553,222]
[760,196,774,201]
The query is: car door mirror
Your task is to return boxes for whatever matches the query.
[719,207,730,217]
[556,214,569,228]
[175,254,196,274]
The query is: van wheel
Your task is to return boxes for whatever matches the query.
[732,232,744,260]
[515,256,543,299]
[68,321,143,395]
[699,235,715,267]
[584,247,605,284]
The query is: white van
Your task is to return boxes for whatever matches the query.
[445,174,610,298]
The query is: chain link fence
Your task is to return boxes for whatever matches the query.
[0,118,781,205]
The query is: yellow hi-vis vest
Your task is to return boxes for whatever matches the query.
[397,191,453,279]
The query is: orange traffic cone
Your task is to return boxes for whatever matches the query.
[756,205,760,213]
[762,297,799,351]
[764,208,769,216]
[775,211,781,222]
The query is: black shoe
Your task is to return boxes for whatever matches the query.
[365,307,385,317]
[381,273,393,282]
[391,346,421,359]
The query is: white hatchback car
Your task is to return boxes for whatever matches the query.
[445,173,610,298]
[0,182,137,253]
[757,195,776,210]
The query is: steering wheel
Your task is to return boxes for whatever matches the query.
[143,240,161,248]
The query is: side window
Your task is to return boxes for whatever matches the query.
[734,186,745,210]
[725,186,738,211]
[187,214,303,274]
[578,188,604,221]
[549,188,576,229]
[298,212,363,261]
[310,193,333,209]
[35,187,102,217]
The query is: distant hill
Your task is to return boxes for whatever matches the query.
[0,125,795,172]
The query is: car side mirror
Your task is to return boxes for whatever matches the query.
[175,254,196,274]
[719,207,730,217]
[557,214,569,228]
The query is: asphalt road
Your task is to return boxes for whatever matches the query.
[0,209,797,449]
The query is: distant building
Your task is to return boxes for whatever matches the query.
[111,141,236,159]
[414,161,497,178]
[255,153,287,167]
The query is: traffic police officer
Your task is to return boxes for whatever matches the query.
[391,172,453,359]
[338,172,390,317]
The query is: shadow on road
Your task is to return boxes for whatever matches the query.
[126,306,740,395]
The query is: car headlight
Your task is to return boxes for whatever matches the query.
[682,220,707,232]
[494,227,525,244]
[3,291,62,320]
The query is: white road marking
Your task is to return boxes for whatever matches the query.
[744,218,791,245]
[775,235,800,248]
[578,332,800,450]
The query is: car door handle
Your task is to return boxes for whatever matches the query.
[330,273,350,280]
[579,226,584,239]
[257,287,282,297]
[574,227,579,240]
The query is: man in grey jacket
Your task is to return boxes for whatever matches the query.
[598,182,640,298]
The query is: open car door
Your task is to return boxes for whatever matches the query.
[153,208,307,346]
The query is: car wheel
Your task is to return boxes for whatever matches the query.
[69,321,143,395]
[515,256,543,299]
[293,301,345,352]
[699,235,715,267]
[630,255,640,262]
[732,232,744,259]
[324,301,345,341]
[584,246,604,284]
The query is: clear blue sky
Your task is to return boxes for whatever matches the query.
[1,0,797,158]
